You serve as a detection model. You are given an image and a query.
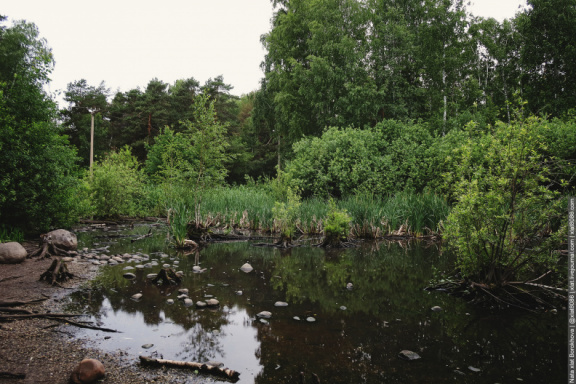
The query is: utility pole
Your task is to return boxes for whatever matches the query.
[89,109,95,175]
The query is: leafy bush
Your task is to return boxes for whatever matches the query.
[285,121,434,198]
[443,117,566,286]
[323,199,351,242]
[272,187,302,241]
[88,147,144,218]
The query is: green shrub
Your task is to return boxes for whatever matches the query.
[444,117,566,286]
[88,146,143,218]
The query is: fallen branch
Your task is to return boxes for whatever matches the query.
[0,298,48,307]
[0,372,26,379]
[139,356,240,382]
[0,308,33,314]
[0,313,84,321]
[131,228,153,243]
[0,275,24,283]
[47,317,119,333]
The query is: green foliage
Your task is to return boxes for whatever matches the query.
[323,199,351,242]
[167,200,193,248]
[0,225,24,243]
[443,116,566,285]
[87,147,143,218]
[285,121,433,198]
[0,18,80,232]
[145,93,230,193]
[272,187,302,240]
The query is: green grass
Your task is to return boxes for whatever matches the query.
[134,183,449,239]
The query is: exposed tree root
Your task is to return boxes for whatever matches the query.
[427,274,566,311]
[39,258,74,285]
[152,268,182,286]
[28,234,74,259]
[139,356,240,382]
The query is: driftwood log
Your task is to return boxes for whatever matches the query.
[39,258,74,285]
[139,356,240,382]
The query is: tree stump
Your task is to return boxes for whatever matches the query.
[39,258,74,285]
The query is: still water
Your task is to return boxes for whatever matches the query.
[67,224,566,383]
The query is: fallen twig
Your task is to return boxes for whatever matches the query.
[0,298,48,307]
[0,371,26,379]
[139,356,240,382]
[0,313,84,321]
[0,275,24,283]
[47,317,119,333]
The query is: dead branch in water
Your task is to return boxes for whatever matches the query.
[139,356,240,382]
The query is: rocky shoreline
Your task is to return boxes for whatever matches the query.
[0,248,210,384]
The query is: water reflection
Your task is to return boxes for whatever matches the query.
[68,225,566,383]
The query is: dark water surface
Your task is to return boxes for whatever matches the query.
[67,224,567,383]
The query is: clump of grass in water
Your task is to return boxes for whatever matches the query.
[166,200,193,248]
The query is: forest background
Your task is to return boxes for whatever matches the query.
[1,0,575,291]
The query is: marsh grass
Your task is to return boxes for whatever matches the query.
[154,184,448,239]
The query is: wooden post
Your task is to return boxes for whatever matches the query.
[90,111,95,175]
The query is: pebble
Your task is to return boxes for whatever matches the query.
[141,344,154,349]
[274,301,289,307]
[166,299,174,305]
[131,293,143,300]
[431,306,443,312]
[306,317,316,323]
[240,263,254,273]
[257,311,272,319]
[398,350,421,361]
[123,273,136,279]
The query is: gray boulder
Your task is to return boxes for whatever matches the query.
[0,242,27,264]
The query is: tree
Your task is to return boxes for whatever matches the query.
[145,93,230,190]
[516,0,576,117]
[61,79,110,168]
[0,17,80,232]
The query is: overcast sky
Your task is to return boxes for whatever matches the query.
[3,0,527,107]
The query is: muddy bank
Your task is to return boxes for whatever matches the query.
[0,251,208,384]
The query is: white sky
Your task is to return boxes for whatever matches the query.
[2,0,526,107]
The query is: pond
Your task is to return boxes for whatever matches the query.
[66,223,567,383]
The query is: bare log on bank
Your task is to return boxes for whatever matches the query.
[139,356,240,382]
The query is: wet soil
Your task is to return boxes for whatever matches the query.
[0,244,208,384]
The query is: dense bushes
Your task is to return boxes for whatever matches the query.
[285,120,433,198]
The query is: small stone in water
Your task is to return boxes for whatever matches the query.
[183,298,194,307]
[431,306,443,312]
[146,273,157,279]
[468,366,481,372]
[257,311,272,319]
[306,317,316,323]
[166,299,174,305]
[260,318,269,324]
[131,293,143,300]
[293,316,301,321]
[178,288,189,294]
[206,299,220,307]
[340,306,347,310]
[346,282,353,290]
[135,264,145,269]
[240,263,254,273]
[123,273,136,279]
[235,291,243,295]
[196,301,207,308]
[141,344,154,349]
[274,301,288,307]
[398,350,421,361]
[123,266,134,270]
[163,264,171,268]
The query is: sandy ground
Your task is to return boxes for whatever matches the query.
[0,245,211,384]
